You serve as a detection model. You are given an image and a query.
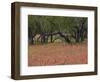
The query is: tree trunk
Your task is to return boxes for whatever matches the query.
[43,35,45,43]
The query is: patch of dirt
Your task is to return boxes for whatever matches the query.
[28,43,87,66]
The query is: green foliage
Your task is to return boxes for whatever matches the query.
[28,15,87,44]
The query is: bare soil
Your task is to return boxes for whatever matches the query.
[28,43,87,66]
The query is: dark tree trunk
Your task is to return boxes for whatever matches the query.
[30,34,36,45]
[76,30,80,43]
[43,35,46,43]
[40,33,46,44]
[59,32,71,43]
[80,22,85,42]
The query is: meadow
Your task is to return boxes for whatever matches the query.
[28,42,87,66]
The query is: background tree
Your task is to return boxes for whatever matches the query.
[28,15,87,45]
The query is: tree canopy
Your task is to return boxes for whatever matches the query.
[28,15,87,44]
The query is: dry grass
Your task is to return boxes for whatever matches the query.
[28,43,87,66]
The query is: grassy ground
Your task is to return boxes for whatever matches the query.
[28,43,87,66]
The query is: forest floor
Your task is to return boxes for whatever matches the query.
[28,43,87,66]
